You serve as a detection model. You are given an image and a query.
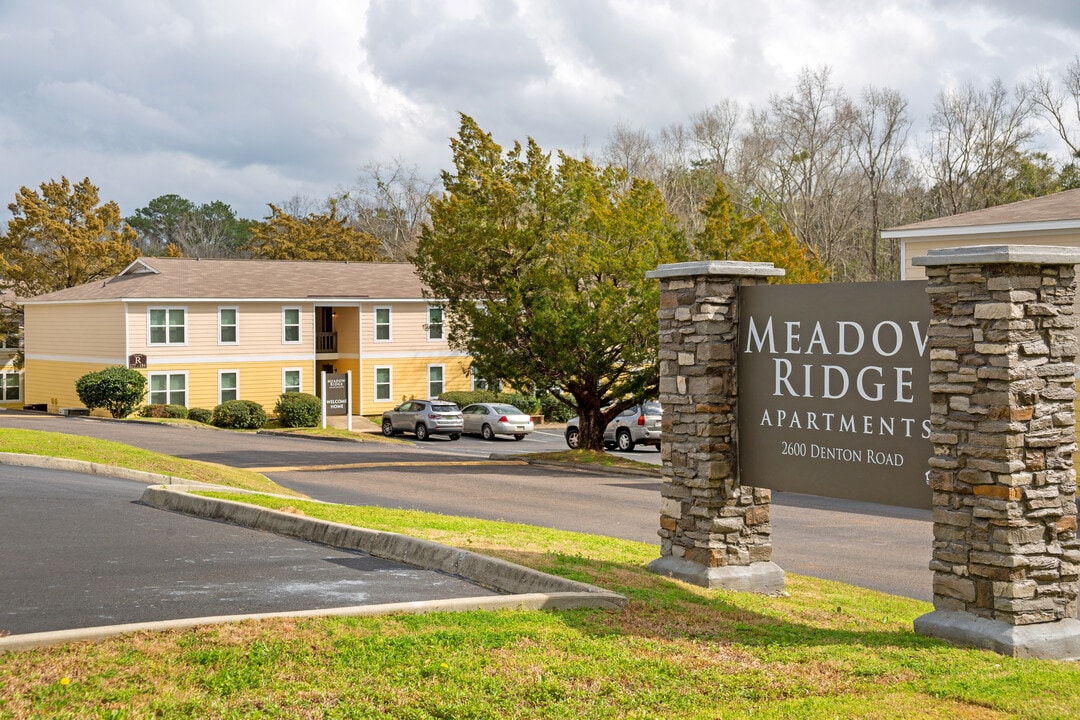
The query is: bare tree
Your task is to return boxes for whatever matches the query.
[1030,55,1080,158]
[925,79,1035,216]
[848,86,913,279]
[601,123,662,186]
[746,66,863,277]
[341,159,437,261]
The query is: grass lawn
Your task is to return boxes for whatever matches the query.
[2,433,1079,718]
[0,428,302,497]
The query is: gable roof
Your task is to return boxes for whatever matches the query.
[882,188,1080,239]
[20,257,432,304]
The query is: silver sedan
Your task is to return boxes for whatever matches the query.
[461,403,535,440]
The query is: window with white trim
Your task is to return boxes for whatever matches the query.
[0,371,20,401]
[282,307,301,343]
[148,372,186,406]
[374,366,391,402]
[471,368,501,392]
[283,368,302,394]
[374,307,391,341]
[218,307,238,344]
[428,364,444,398]
[148,307,186,345]
[427,305,444,340]
[219,370,239,403]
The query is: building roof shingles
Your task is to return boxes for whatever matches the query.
[885,188,1080,234]
[20,257,431,303]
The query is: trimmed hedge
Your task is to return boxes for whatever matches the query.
[211,399,267,429]
[274,392,321,428]
[139,404,189,419]
[438,390,541,415]
[187,407,213,424]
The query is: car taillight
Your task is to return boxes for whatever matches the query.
[637,414,645,426]
[498,416,508,423]
[428,413,437,419]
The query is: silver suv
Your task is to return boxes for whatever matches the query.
[564,401,662,452]
[381,400,463,441]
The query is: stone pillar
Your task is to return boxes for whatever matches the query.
[644,261,785,593]
[912,245,1080,660]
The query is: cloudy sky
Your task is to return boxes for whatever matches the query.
[2,0,1079,224]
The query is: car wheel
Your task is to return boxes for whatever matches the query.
[481,424,495,441]
[616,428,635,452]
[449,433,461,441]
[381,419,395,437]
[513,434,526,441]
[414,423,429,441]
[565,427,581,449]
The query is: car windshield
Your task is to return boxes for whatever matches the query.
[491,405,522,415]
[431,404,458,413]
[642,401,662,414]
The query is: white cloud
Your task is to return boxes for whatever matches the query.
[1,0,1079,223]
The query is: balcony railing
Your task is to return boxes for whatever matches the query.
[316,331,338,353]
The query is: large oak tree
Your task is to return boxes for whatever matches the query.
[0,177,139,361]
[413,115,686,450]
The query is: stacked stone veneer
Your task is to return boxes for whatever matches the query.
[922,253,1080,626]
[646,261,784,592]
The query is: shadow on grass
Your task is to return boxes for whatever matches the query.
[484,548,940,653]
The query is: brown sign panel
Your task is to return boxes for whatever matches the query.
[324,372,349,416]
[738,281,932,509]
[128,353,147,369]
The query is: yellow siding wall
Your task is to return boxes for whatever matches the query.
[144,359,314,411]
[22,297,475,417]
[23,303,127,414]
[360,355,472,416]
[24,359,118,415]
[25,303,126,359]
[363,301,449,351]
[127,301,315,357]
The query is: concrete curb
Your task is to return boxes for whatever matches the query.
[0,452,215,487]
[0,455,626,651]
[489,453,662,478]
[140,485,626,603]
[0,593,613,653]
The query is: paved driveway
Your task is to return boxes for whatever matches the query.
[0,463,500,636]
[0,411,934,601]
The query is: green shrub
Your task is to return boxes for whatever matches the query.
[438,390,496,407]
[496,392,540,415]
[438,389,542,415]
[138,404,188,419]
[212,399,266,429]
[74,366,147,419]
[274,392,321,428]
[187,407,213,424]
[538,391,576,423]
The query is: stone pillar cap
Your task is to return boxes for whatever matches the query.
[913,244,1080,266]
[647,260,786,279]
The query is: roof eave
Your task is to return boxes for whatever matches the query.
[882,218,1080,239]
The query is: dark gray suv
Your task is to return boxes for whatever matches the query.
[381,400,464,441]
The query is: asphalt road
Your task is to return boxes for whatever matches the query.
[0,463,500,636]
[0,411,933,601]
